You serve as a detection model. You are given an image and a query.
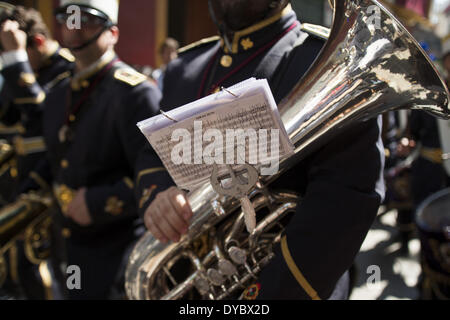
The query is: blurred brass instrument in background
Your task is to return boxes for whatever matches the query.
[0,191,53,287]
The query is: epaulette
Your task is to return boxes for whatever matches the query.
[114,68,148,86]
[301,23,330,40]
[59,48,75,62]
[178,36,220,54]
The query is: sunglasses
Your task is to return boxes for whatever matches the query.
[55,11,109,29]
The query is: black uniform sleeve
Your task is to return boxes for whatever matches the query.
[84,82,165,225]
[0,61,46,117]
[0,83,21,125]
[18,156,53,194]
[410,110,423,142]
[257,117,385,300]
[134,144,175,218]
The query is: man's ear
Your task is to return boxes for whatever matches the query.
[31,34,46,48]
[110,26,119,44]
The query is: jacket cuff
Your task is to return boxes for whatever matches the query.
[85,179,137,225]
[1,50,28,68]
[136,169,174,218]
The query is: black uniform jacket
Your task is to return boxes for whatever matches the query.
[0,46,75,191]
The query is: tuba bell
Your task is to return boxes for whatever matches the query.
[125,0,450,300]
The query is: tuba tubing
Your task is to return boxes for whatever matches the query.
[0,192,52,256]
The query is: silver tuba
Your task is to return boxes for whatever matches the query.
[125,0,450,300]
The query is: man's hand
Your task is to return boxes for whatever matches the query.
[66,188,93,226]
[0,20,27,51]
[144,187,193,243]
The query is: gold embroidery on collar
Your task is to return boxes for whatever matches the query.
[230,4,293,54]
[241,38,254,51]
[71,50,115,90]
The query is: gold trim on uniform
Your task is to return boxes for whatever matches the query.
[105,196,125,216]
[30,171,50,191]
[178,36,220,54]
[281,236,321,300]
[45,71,72,91]
[241,37,254,51]
[139,185,158,209]
[58,48,75,62]
[53,184,75,214]
[13,91,46,105]
[114,68,148,86]
[123,177,134,189]
[19,72,37,86]
[220,55,233,67]
[136,167,166,186]
[229,4,293,54]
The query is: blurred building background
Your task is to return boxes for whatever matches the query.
[0,0,331,69]
[4,0,449,71]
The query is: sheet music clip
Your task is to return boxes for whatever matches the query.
[210,163,259,233]
[221,86,239,98]
[160,110,178,123]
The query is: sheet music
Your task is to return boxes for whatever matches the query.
[138,78,294,191]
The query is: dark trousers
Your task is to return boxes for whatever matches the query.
[49,218,143,300]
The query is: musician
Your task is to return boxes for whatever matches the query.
[152,37,179,91]
[14,0,161,299]
[136,0,385,300]
[0,5,74,299]
[0,5,75,197]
